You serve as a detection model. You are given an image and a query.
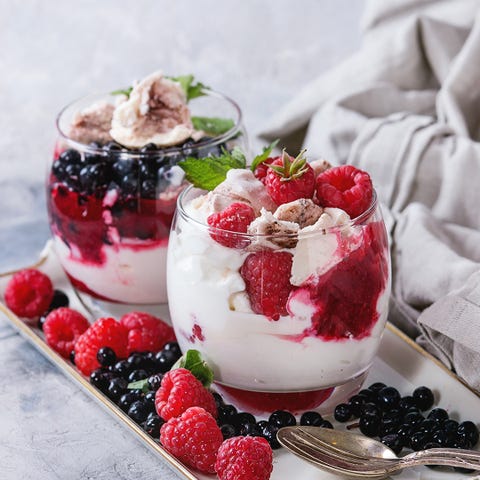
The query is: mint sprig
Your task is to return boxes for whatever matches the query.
[111,86,133,98]
[127,378,150,393]
[168,74,209,102]
[179,146,246,191]
[191,116,235,136]
[250,139,280,172]
[172,349,214,388]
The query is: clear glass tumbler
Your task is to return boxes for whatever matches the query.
[167,185,390,413]
[47,90,246,308]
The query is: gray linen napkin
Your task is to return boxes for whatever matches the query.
[260,0,480,390]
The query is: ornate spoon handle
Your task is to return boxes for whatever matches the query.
[401,448,480,471]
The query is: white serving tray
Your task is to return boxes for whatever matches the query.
[1,250,479,480]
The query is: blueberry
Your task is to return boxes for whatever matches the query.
[427,408,449,423]
[147,374,163,391]
[212,392,224,408]
[69,350,75,365]
[360,402,381,418]
[141,179,157,199]
[113,359,131,378]
[118,391,142,412]
[79,163,110,192]
[155,350,178,373]
[48,289,69,311]
[52,159,66,180]
[113,159,137,181]
[59,148,81,165]
[348,394,367,417]
[220,424,236,440]
[359,414,381,437]
[139,157,158,178]
[300,411,323,426]
[128,369,149,383]
[218,404,238,425]
[457,421,479,447]
[235,412,257,428]
[261,423,281,449]
[127,353,145,369]
[334,403,352,422]
[415,419,438,434]
[84,142,104,164]
[396,424,413,447]
[37,315,47,331]
[319,420,334,429]
[90,368,112,391]
[144,414,164,437]
[240,423,262,437]
[377,387,400,411]
[140,143,158,153]
[104,141,123,152]
[404,411,424,428]
[412,386,434,411]
[96,347,117,367]
[268,410,296,428]
[163,342,182,358]
[443,419,459,434]
[128,400,150,423]
[143,391,156,412]
[398,395,416,412]
[368,382,386,393]
[357,389,379,403]
[107,377,128,401]
[381,434,403,455]
[431,429,450,447]
[410,430,431,451]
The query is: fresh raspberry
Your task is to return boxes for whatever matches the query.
[240,250,293,320]
[207,202,256,248]
[74,317,128,375]
[315,165,373,218]
[43,307,90,358]
[160,406,223,473]
[4,269,54,319]
[264,150,315,205]
[253,156,275,184]
[120,311,176,355]
[155,368,217,421]
[215,436,273,480]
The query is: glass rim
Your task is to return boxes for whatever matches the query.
[55,89,243,158]
[176,183,380,239]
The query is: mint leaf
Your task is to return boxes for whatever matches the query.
[127,378,150,393]
[250,139,280,172]
[111,86,133,98]
[178,146,246,190]
[168,74,209,101]
[191,116,235,136]
[172,349,214,388]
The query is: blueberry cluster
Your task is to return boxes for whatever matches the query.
[215,398,332,450]
[334,383,479,459]
[37,289,70,330]
[89,342,182,438]
[52,137,224,198]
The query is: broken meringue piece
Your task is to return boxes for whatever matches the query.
[68,101,115,145]
[274,198,323,228]
[110,71,194,148]
[248,208,299,249]
[310,158,332,177]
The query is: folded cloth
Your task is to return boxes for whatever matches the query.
[260,0,480,390]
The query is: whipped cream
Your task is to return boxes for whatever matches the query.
[110,71,194,148]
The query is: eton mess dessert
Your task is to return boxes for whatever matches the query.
[167,148,390,411]
[47,71,244,304]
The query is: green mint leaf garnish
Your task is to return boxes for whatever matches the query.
[171,349,214,388]
[178,146,246,191]
[127,378,150,393]
[168,74,209,101]
[191,116,235,136]
[111,86,133,98]
[250,139,280,172]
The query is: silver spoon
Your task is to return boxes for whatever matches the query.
[277,426,480,479]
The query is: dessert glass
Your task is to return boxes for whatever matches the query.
[47,91,246,309]
[167,186,391,414]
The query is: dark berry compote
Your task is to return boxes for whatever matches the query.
[47,72,245,304]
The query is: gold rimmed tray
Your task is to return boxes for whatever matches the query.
[1,250,479,480]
